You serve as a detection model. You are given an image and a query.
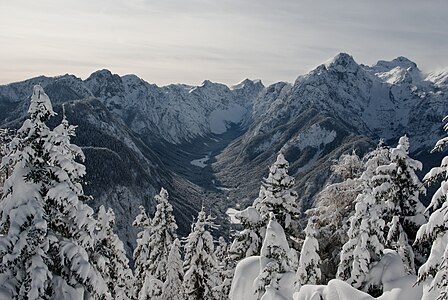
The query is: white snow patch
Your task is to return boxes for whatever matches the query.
[188,87,198,93]
[294,250,422,300]
[376,67,410,85]
[230,256,295,300]
[216,186,234,192]
[190,154,210,168]
[226,208,241,224]
[209,104,246,134]
[285,124,336,151]
[426,69,448,87]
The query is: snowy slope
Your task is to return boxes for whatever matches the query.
[426,69,448,88]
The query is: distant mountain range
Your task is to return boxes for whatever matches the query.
[1,53,447,254]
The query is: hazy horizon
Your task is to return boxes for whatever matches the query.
[1,0,447,86]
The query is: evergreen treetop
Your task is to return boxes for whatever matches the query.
[0,85,110,299]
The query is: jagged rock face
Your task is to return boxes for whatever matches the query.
[84,70,265,144]
[214,53,448,208]
[0,53,447,251]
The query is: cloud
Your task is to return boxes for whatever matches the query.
[1,0,447,85]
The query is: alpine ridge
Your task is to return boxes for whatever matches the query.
[1,53,447,254]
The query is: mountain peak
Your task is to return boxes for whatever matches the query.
[85,69,124,98]
[86,69,114,81]
[231,78,264,90]
[200,79,213,87]
[324,53,359,73]
[369,56,421,84]
[373,56,418,72]
[394,56,415,64]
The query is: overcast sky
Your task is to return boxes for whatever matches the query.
[1,0,447,86]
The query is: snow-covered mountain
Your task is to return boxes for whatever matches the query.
[84,69,264,144]
[1,53,447,252]
[214,53,448,208]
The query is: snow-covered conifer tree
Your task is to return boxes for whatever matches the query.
[373,135,427,273]
[337,192,385,291]
[213,236,231,300]
[254,213,293,299]
[228,206,263,261]
[415,116,448,299]
[215,236,229,265]
[223,206,263,298]
[133,205,152,298]
[182,208,220,300]
[134,188,178,299]
[95,205,134,300]
[361,140,390,180]
[386,216,415,274]
[0,129,13,194]
[254,153,300,249]
[0,86,110,299]
[140,275,163,300]
[160,238,184,300]
[146,188,178,282]
[295,216,321,291]
[134,188,177,300]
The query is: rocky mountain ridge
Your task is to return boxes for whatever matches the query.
[1,53,447,253]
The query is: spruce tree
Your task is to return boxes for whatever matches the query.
[226,154,300,295]
[373,135,427,273]
[224,206,263,298]
[95,205,134,300]
[386,216,415,274]
[254,153,300,248]
[295,216,321,291]
[254,213,293,300]
[0,128,13,194]
[337,192,385,291]
[214,236,229,265]
[146,188,178,282]
[213,237,231,300]
[0,85,110,299]
[415,116,448,299]
[134,188,178,299]
[160,238,184,300]
[133,205,152,299]
[337,144,389,291]
[182,208,220,300]
[140,275,162,300]
[228,206,263,261]
[134,188,179,299]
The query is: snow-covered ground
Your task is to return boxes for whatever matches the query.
[230,250,423,300]
[284,124,337,152]
[190,154,210,168]
[226,208,241,224]
[294,250,423,300]
[209,105,247,134]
